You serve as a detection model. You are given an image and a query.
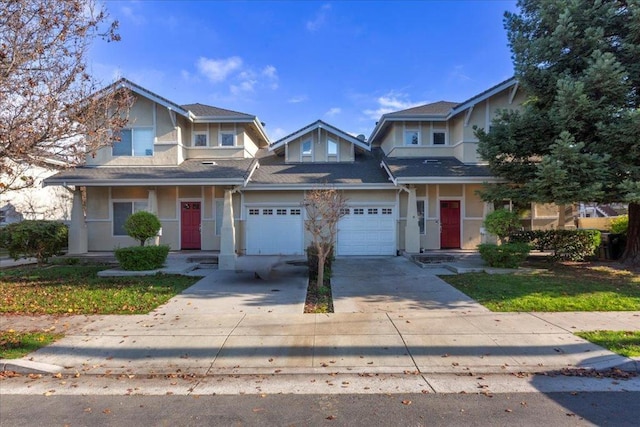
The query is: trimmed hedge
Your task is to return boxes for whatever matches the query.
[509,229,601,261]
[609,215,628,235]
[114,245,170,271]
[306,244,334,281]
[0,220,68,264]
[478,242,531,268]
[124,211,161,246]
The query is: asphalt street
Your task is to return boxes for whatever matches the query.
[2,392,638,426]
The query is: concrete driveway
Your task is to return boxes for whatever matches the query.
[156,260,309,315]
[331,257,489,313]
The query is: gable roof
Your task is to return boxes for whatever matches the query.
[385,101,458,117]
[368,77,519,144]
[269,120,369,152]
[181,103,256,120]
[95,78,190,118]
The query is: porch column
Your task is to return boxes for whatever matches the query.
[405,186,420,253]
[147,189,160,246]
[68,188,88,254]
[218,189,236,270]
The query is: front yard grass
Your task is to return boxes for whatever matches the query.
[0,264,199,315]
[441,263,640,312]
[0,330,62,359]
[576,331,640,358]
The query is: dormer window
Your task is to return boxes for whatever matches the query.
[404,130,420,146]
[302,139,312,155]
[327,139,338,156]
[220,132,235,147]
[113,128,154,157]
[432,131,446,145]
[194,132,208,147]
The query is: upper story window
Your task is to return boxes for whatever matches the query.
[194,132,208,147]
[113,128,154,157]
[432,131,446,145]
[404,130,420,146]
[327,139,338,156]
[302,139,312,155]
[220,132,235,147]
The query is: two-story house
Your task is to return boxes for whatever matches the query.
[45,77,572,268]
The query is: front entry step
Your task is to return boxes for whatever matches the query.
[186,256,218,269]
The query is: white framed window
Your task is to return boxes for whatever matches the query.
[404,129,420,146]
[113,201,148,236]
[113,128,154,156]
[194,132,208,147]
[353,208,364,215]
[220,132,235,147]
[382,208,393,215]
[290,208,301,215]
[301,139,312,156]
[432,131,446,145]
[215,199,224,235]
[368,208,378,215]
[417,199,426,234]
[327,139,338,156]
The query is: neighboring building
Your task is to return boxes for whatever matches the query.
[44,77,572,266]
[1,161,73,224]
[0,203,23,226]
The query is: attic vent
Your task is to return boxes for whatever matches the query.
[423,160,440,164]
[202,161,217,165]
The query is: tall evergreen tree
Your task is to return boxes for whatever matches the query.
[477,0,640,266]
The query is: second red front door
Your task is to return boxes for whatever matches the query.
[181,201,201,250]
[440,200,461,249]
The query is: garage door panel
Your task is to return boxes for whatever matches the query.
[337,206,395,256]
[246,207,303,255]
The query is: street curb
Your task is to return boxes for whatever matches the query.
[0,359,64,375]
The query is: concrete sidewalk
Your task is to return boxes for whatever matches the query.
[1,254,638,378]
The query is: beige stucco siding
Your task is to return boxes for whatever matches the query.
[86,187,109,219]
[284,129,355,163]
[465,184,484,218]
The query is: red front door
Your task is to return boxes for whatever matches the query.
[181,201,201,250]
[440,200,461,249]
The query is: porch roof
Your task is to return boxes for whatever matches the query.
[381,157,497,184]
[43,159,256,187]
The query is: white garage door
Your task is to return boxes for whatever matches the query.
[337,207,396,256]
[245,207,304,255]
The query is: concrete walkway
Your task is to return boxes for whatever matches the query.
[1,254,638,378]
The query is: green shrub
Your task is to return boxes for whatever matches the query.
[124,211,161,246]
[0,221,68,264]
[114,245,170,271]
[306,244,334,281]
[609,215,629,235]
[484,209,521,243]
[478,242,531,268]
[509,229,601,261]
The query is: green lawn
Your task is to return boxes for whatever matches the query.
[0,265,199,315]
[0,331,62,359]
[442,264,640,312]
[576,331,640,358]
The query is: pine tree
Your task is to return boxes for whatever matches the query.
[477,0,640,266]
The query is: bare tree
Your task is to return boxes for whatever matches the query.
[302,188,348,292]
[0,0,132,194]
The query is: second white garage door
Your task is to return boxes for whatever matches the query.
[337,206,396,256]
[245,207,304,255]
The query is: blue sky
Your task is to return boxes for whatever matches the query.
[90,1,518,141]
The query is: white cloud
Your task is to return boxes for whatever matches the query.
[261,65,279,90]
[363,91,426,120]
[448,65,472,83]
[269,127,288,141]
[306,4,331,32]
[197,56,243,83]
[288,95,308,104]
[325,107,341,117]
[120,5,146,26]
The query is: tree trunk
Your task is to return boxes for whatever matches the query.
[621,202,640,267]
[316,252,326,293]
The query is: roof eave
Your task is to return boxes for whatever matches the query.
[44,178,245,187]
[394,176,504,184]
